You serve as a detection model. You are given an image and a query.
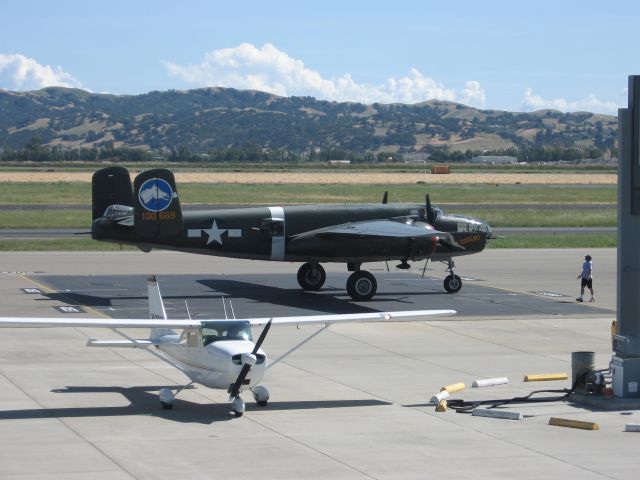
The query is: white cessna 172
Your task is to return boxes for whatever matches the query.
[0,276,455,417]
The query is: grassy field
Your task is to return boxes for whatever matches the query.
[487,233,616,249]
[0,207,617,229]
[0,161,617,174]
[0,238,136,251]
[0,182,617,205]
[447,208,616,227]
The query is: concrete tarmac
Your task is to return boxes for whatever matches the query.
[1,249,637,480]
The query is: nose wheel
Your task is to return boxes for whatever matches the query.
[443,260,462,293]
[231,396,245,417]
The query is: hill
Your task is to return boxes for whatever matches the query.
[0,87,617,156]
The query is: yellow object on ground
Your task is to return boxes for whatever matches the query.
[549,417,599,430]
[523,373,568,382]
[440,382,466,393]
[436,400,448,412]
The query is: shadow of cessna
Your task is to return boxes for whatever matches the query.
[0,385,390,425]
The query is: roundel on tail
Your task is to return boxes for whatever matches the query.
[138,178,174,212]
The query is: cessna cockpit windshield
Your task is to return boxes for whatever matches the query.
[201,321,253,346]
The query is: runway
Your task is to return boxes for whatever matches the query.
[0,249,636,480]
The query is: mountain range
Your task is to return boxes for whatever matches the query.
[0,87,618,155]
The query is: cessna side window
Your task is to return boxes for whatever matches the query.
[201,321,254,346]
[180,330,200,347]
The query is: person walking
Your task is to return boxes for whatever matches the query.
[577,254,594,302]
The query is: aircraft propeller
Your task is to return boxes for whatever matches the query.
[228,318,273,400]
[425,194,436,225]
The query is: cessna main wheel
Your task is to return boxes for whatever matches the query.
[297,262,326,290]
[444,274,462,293]
[347,270,377,301]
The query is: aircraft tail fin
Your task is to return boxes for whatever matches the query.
[147,275,175,339]
[92,166,134,220]
[133,169,184,241]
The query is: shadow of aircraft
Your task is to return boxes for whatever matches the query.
[30,272,454,319]
[198,277,381,315]
[38,291,227,308]
[0,385,391,424]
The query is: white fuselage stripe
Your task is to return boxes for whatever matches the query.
[268,206,285,260]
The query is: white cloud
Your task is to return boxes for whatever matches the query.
[460,80,486,108]
[521,87,619,114]
[0,53,85,90]
[163,43,483,106]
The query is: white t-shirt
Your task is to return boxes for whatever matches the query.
[581,260,593,280]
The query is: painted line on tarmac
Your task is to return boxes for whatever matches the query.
[463,293,520,296]
[18,273,111,319]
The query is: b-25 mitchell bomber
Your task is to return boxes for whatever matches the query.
[92,167,494,300]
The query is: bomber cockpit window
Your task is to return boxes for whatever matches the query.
[201,321,253,346]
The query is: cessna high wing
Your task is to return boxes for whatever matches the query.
[0,277,455,417]
[91,167,494,300]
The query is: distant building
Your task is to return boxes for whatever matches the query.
[402,152,429,163]
[328,160,350,165]
[470,155,517,164]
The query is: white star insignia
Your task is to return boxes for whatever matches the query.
[202,220,227,245]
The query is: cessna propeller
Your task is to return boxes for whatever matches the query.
[228,319,273,416]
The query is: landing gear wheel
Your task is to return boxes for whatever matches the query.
[444,274,462,293]
[231,396,245,418]
[252,385,270,407]
[347,271,377,301]
[159,388,175,410]
[297,262,326,291]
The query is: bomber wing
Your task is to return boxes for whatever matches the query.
[293,219,441,239]
[286,219,463,260]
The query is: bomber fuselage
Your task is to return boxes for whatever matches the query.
[92,202,490,263]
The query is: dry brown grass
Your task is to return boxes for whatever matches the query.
[0,171,616,185]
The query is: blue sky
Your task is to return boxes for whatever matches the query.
[0,0,638,114]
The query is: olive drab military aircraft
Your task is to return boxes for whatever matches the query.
[0,276,455,417]
[91,167,494,300]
